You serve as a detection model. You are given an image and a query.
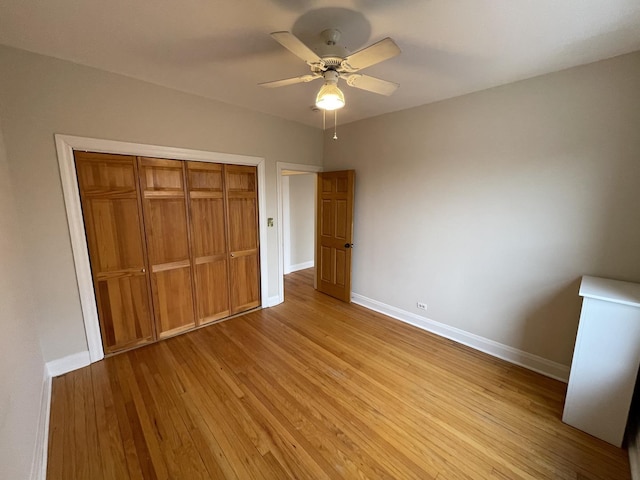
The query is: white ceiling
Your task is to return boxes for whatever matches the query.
[1,0,639,128]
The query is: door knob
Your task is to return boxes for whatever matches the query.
[344,243,354,248]
[141,268,146,273]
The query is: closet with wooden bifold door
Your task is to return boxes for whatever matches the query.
[75,151,261,354]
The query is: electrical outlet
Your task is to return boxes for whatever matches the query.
[417,302,427,311]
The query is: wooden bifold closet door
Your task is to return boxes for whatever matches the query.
[75,151,260,354]
[138,157,196,338]
[186,161,231,323]
[226,165,261,314]
[75,152,154,353]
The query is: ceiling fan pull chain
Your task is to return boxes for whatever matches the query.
[333,110,338,140]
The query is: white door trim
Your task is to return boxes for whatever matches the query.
[55,134,269,363]
[276,162,323,305]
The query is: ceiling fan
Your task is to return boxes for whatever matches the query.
[259,29,401,111]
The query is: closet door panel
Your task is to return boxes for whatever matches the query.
[139,157,196,336]
[225,165,261,314]
[187,162,230,323]
[229,253,260,313]
[195,260,229,323]
[228,198,258,251]
[142,161,184,190]
[145,198,191,263]
[96,274,153,351]
[76,157,137,192]
[151,266,195,337]
[75,152,154,354]
[86,198,145,271]
[191,197,226,257]
[191,197,230,322]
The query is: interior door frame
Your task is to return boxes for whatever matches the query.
[276,162,323,304]
[56,134,269,363]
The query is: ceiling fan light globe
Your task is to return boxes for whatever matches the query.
[315,84,345,110]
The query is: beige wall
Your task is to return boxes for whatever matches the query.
[2,38,638,380]
[0,121,46,479]
[323,51,640,366]
[288,174,315,268]
[0,45,323,362]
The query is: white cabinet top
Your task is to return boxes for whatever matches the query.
[580,276,640,308]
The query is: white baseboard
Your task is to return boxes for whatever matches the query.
[33,351,91,478]
[46,351,91,378]
[30,366,52,480]
[285,261,314,275]
[351,293,570,382]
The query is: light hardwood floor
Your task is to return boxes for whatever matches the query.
[47,268,631,479]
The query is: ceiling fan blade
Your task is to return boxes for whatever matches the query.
[258,74,321,88]
[270,31,322,65]
[342,37,401,72]
[345,74,399,96]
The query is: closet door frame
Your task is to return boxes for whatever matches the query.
[56,134,268,363]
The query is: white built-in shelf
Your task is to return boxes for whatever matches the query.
[579,275,640,308]
[563,275,640,447]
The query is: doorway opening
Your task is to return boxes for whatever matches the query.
[283,171,316,274]
[276,163,322,303]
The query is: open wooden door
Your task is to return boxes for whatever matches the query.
[316,170,355,302]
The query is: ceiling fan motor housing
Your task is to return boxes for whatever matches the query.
[315,28,349,63]
[323,69,340,84]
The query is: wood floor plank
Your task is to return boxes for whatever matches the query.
[153,342,238,480]
[128,350,210,480]
[280,282,624,478]
[240,361,418,480]
[61,374,76,480]
[90,362,130,480]
[113,354,169,480]
[264,308,561,478]
[223,311,481,479]
[166,335,285,480]
[46,375,65,480]
[47,268,631,480]
[197,333,334,479]
[106,357,156,480]
[81,367,105,480]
